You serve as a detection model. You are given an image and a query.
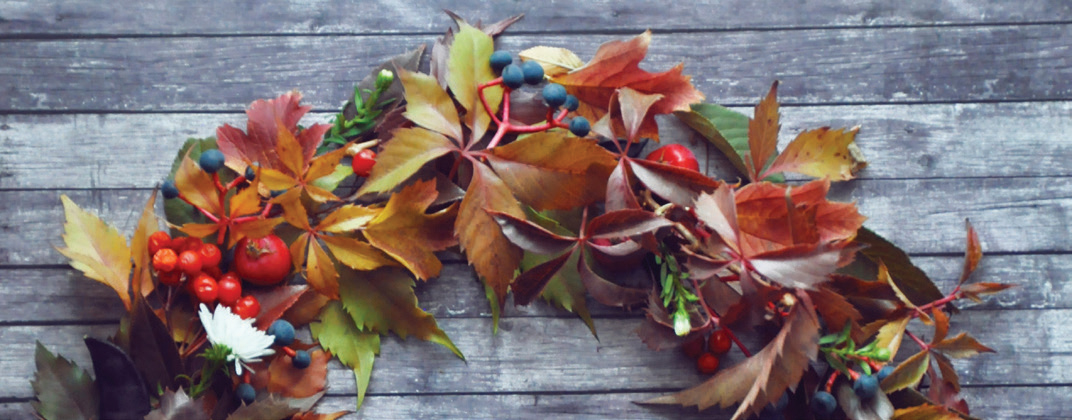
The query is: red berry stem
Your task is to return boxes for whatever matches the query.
[689,276,752,357]
[282,346,297,358]
[825,370,840,392]
[225,176,246,191]
[478,78,505,126]
[477,77,576,151]
[906,330,931,351]
[176,192,221,223]
[912,286,962,318]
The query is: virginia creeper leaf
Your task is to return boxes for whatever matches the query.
[398,68,463,141]
[873,316,911,361]
[959,220,982,285]
[311,302,380,409]
[530,250,598,338]
[892,404,962,420]
[447,22,501,142]
[225,397,299,420]
[254,350,330,398]
[676,103,750,176]
[485,131,616,210]
[31,342,99,420]
[628,158,721,208]
[513,250,574,306]
[56,195,133,310]
[217,91,330,174]
[763,126,867,181]
[519,46,584,77]
[458,163,525,305]
[320,235,398,272]
[144,388,208,420]
[131,192,159,301]
[357,127,456,195]
[84,337,150,419]
[855,227,946,308]
[304,239,340,299]
[585,209,672,239]
[932,333,994,359]
[490,211,577,256]
[316,204,380,233]
[578,248,648,307]
[747,81,780,181]
[364,179,459,280]
[881,350,930,392]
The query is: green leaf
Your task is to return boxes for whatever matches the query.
[447,22,501,142]
[339,267,464,359]
[31,342,99,420]
[880,350,930,393]
[309,163,353,192]
[523,251,597,339]
[484,280,502,334]
[856,227,948,309]
[676,104,749,176]
[311,301,380,409]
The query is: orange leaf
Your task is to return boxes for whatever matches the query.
[262,350,329,398]
[130,192,159,300]
[55,195,133,310]
[364,179,459,280]
[304,239,340,299]
[275,120,306,177]
[357,127,457,195]
[485,131,616,210]
[317,205,380,233]
[174,150,222,215]
[933,332,994,359]
[176,222,220,240]
[398,68,463,140]
[959,219,982,285]
[228,176,263,218]
[270,188,311,231]
[257,167,300,192]
[304,144,350,182]
[228,217,283,248]
[457,163,524,304]
[747,81,780,181]
[289,233,310,274]
[321,235,398,272]
[552,31,704,140]
[763,126,867,181]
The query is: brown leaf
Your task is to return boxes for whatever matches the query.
[933,352,961,392]
[130,192,159,301]
[763,126,867,181]
[512,250,574,306]
[807,285,863,335]
[457,163,524,305]
[643,301,820,420]
[261,350,330,398]
[585,209,672,239]
[892,404,962,420]
[144,388,207,420]
[175,150,223,215]
[485,131,616,210]
[357,127,457,195]
[959,282,1013,302]
[747,81,780,181]
[605,159,640,212]
[855,227,946,308]
[931,307,950,344]
[749,243,859,290]
[55,195,133,310]
[216,91,329,174]
[364,179,459,280]
[490,211,578,255]
[578,248,648,307]
[398,68,463,141]
[932,332,994,359]
[251,285,310,330]
[959,220,982,285]
[880,350,930,393]
[552,31,704,140]
[628,157,721,208]
[291,411,350,420]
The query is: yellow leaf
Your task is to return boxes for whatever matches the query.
[303,184,340,203]
[229,217,284,248]
[271,188,311,231]
[317,205,380,233]
[447,22,501,142]
[229,176,263,218]
[289,233,311,274]
[398,68,463,140]
[55,195,133,310]
[305,144,350,182]
[130,192,159,300]
[519,46,584,77]
[364,179,459,280]
[305,239,340,299]
[276,121,306,176]
[175,150,222,215]
[176,223,220,239]
[321,235,397,271]
[874,316,911,361]
[356,127,456,195]
[258,168,300,191]
[763,126,866,181]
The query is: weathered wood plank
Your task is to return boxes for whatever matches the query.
[5,102,1071,189]
[4,386,1070,419]
[2,1,1069,36]
[0,309,1064,399]
[0,252,1055,324]
[2,177,1068,266]
[3,25,1071,111]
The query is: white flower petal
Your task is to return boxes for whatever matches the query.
[199,304,276,375]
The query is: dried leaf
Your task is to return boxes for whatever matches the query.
[959,220,982,285]
[457,163,525,305]
[216,91,329,174]
[310,302,380,409]
[258,350,330,398]
[514,250,574,306]
[357,127,456,195]
[533,250,597,338]
[398,68,463,141]
[747,81,780,181]
[933,352,961,392]
[892,404,962,420]
[606,158,641,212]
[364,179,459,280]
[31,342,99,420]
[932,333,994,359]
[485,131,616,210]
[55,195,133,310]
[251,285,311,330]
[447,22,501,142]
[519,46,584,77]
[145,388,208,420]
[763,126,867,181]
[643,301,820,420]
[880,350,930,393]
[316,205,380,233]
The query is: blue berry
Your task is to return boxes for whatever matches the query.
[244,165,256,181]
[811,391,837,418]
[161,180,179,199]
[292,350,311,369]
[501,64,524,90]
[542,84,567,108]
[876,365,894,381]
[267,319,295,347]
[569,117,590,137]
[854,374,880,400]
[236,383,256,404]
[269,189,286,198]
[489,51,513,73]
[521,61,544,85]
[563,94,579,112]
[199,149,225,174]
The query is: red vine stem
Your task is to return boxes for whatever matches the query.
[689,276,753,357]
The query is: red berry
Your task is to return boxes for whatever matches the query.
[148,231,172,255]
[177,250,203,276]
[645,144,700,172]
[696,353,720,374]
[152,249,178,273]
[351,149,377,178]
[233,295,261,319]
[709,329,732,354]
[234,235,292,286]
[178,237,203,253]
[681,335,706,359]
[217,273,242,306]
[158,270,183,287]
[198,243,222,268]
[191,274,218,305]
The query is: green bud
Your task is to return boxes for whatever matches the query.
[375,69,395,91]
[673,311,691,336]
[872,347,892,362]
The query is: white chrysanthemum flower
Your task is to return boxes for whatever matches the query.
[198,303,275,375]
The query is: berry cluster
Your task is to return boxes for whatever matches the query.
[148,231,262,318]
[680,329,734,374]
[479,51,590,149]
[234,318,311,404]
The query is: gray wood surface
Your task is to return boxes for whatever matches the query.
[1,1,1065,418]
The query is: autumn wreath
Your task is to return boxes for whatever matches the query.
[31,12,1008,420]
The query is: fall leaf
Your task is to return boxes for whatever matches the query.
[485,131,617,210]
[959,219,982,285]
[552,31,704,140]
[457,163,525,305]
[643,298,820,420]
[397,68,463,141]
[131,191,159,301]
[892,404,963,420]
[447,22,502,142]
[529,250,597,338]
[628,157,722,208]
[762,126,867,181]
[291,411,351,420]
[519,46,584,77]
[216,91,330,174]
[855,227,946,307]
[932,332,994,359]
[144,388,208,420]
[676,103,750,176]
[55,195,133,310]
[364,179,459,280]
[431,11,522,88]
[310,301,380,408]
[339,267,463,358]
[225,397,299,420]
[881,350,930,392]
[747,81,780,181]
[258,135,350,203]
[253,350,330,398]
[83,337,151,419]
[872,315,911,360]
[304,239,340,299]
[357,127,456,195]
[31,342,99,420]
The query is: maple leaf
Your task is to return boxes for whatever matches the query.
[144,388,208,420]
[310,301,380,409]
[485,131,617,210]
[216,91,331,174]
[364,179,459,280]
[551,31,704,140]
[31,342,99,420]
[55,195,133,310]
[643,296,820,420]
[339,267,463,358]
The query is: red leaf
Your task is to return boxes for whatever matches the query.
[605,159,640,212]
[627,157,722,208]
[585,209,672,239]
[489,211,577,255]
[577,248,647,307]
[959,219,982,285]
[216,92,330,174]
[457,163,525,305]
[747,81,780,181]
[512,250,575,306]
[251,285,311,330]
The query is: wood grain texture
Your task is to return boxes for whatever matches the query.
[1,309,1065,401]
[4,386,1071,419]
[3,24,1071,111]
[2,1,1070,35]
[4,102,1072,189]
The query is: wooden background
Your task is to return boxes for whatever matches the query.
[1,1,1070,418]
